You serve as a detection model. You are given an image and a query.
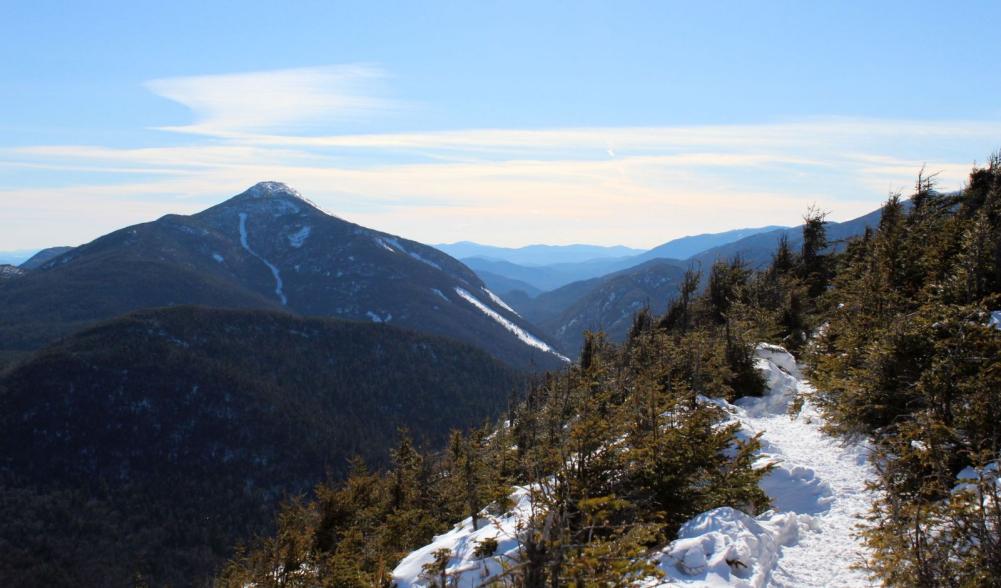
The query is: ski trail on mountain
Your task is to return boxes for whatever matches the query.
[657,345,878,587]
[238,212,287,305]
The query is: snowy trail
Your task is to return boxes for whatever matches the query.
[734,383,876,587]
[391,344,879,587]
[238,212,287,305]
[657,344,878,587]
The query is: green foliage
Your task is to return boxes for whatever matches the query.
[472,537,499,559]
[220,272,778,586]
[809,157,1001,585]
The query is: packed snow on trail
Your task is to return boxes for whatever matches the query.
[391,343,878,588]
[653,343,877,587]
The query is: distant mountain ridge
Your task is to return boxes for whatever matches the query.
[491,209,889,356]
[632,226,786,262]
[0,182,566,371]
[434,242,644,266]
[515,259,687,354]
[457,225,785,294]
[687,206,894,270]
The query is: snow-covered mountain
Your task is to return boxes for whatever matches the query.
[0,182,567,371]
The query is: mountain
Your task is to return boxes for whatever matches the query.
[516,259,687,354]
[688,206,890,270]
[475,205,893,358]
[632,226,785,263]
[0,182,566,371]
[462,256,675,293]
[434,242,643,266]
[19,245,73,269]
[0,306,523,587]
[460,226,785,294]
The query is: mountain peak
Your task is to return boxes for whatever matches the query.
[241,181,303,200]
[216,181,324,217]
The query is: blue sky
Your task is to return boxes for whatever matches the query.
[2,1,1000,250]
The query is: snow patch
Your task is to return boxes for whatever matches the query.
[954,462,1000,495]
[0,265,25,278]
[238,213,287,305]
[375,237,397,253]
[376,235,443,270]
[212,253,224,263]
[393,487,536,587]
[367,311,392,323]
[455,287,570,362]
[990,310,1001,330]
[407,250,442,270]
[431,288,449,302]
[656,507,808,587]
[288,226,311,248]
[483,288,519,316]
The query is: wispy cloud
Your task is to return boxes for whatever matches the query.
[0,64,996,250]
[145,65,396,136]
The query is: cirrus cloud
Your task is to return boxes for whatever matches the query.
[145,65,397,136]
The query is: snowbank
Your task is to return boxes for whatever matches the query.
[393,487,536,587]
[655,507,811,587]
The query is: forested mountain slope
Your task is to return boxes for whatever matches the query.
[0,306,523,587]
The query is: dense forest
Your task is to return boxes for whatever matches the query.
[219,156,1001,587]
[0,308,524,587]
[809,158,1001,586]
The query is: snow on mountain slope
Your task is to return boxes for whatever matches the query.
[455,287,570,363]
[238,212,287,305]
[391,344,878,587]
[484,288,519,315]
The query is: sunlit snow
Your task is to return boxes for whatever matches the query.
[483,288,519,316]
[653,344,877,587]
[454,287,569,362]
